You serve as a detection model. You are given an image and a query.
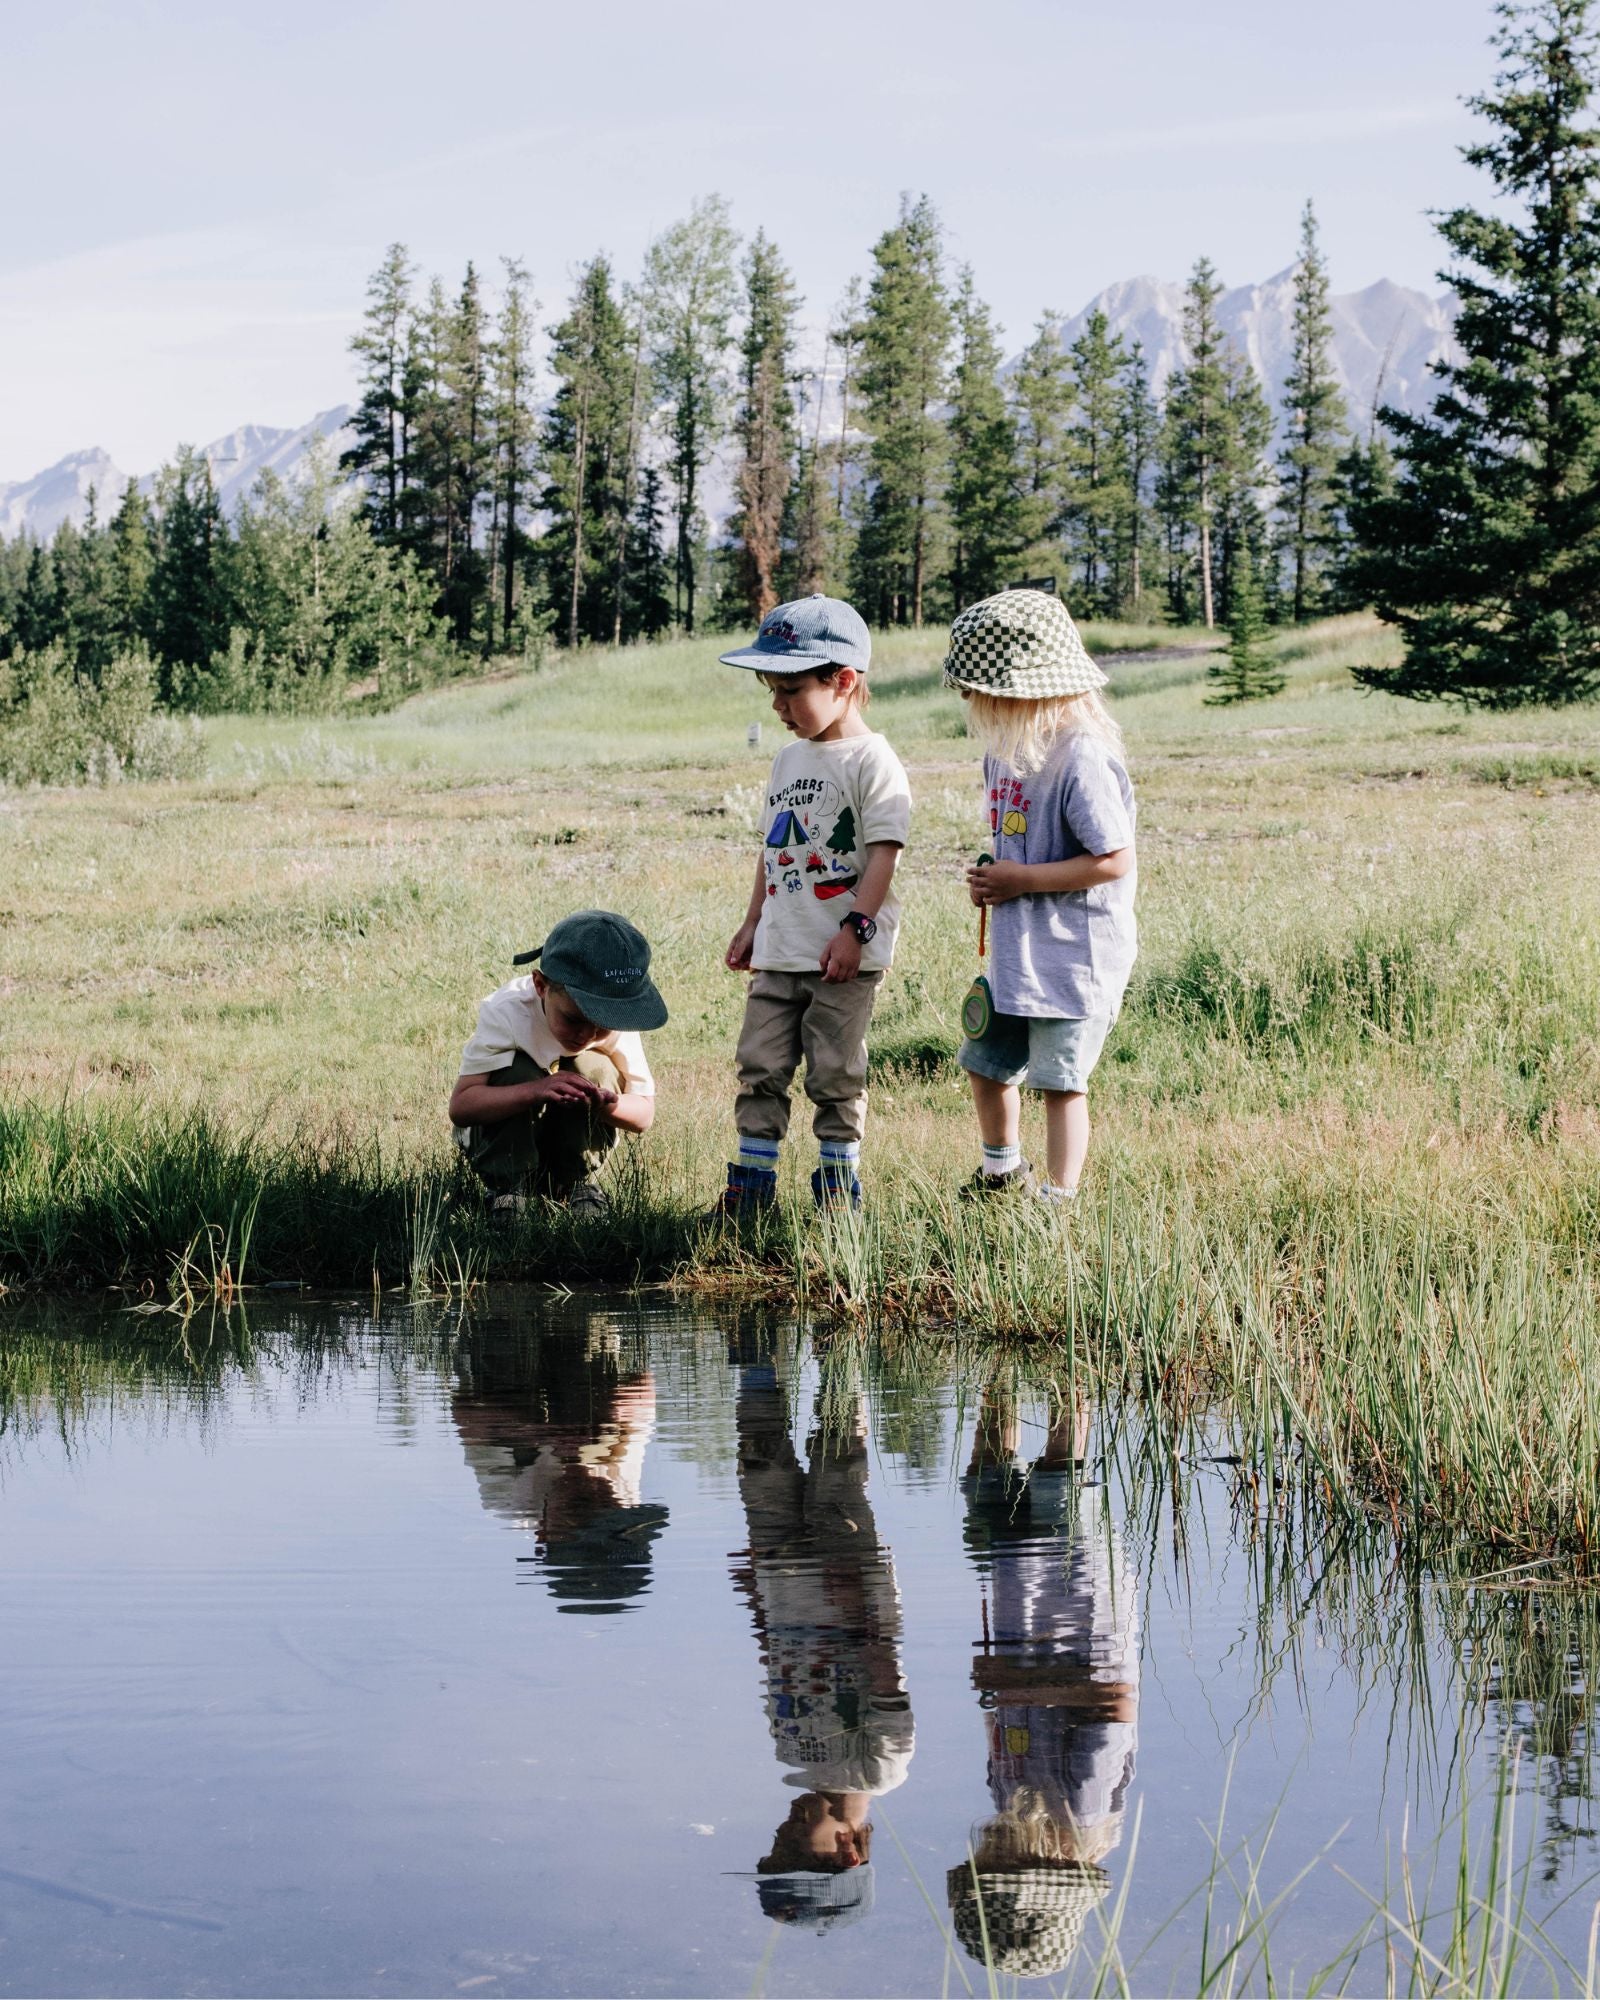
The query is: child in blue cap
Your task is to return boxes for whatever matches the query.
[713,595,911,1214]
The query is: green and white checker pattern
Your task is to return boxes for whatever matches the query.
[942,589,1108,700]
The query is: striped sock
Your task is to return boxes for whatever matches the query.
[818,1141,861,1169]
[981,1143,1022,1178]
[736,1136,781,1177]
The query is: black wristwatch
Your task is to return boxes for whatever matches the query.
[839,911,877,945]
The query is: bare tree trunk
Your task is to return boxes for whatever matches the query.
[612,323,645,646]
[568,384,590,652]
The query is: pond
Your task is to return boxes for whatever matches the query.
[1,1293,1595,1996]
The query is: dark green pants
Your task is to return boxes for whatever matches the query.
[458,1050,621,1197]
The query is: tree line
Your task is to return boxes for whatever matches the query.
[4,0,1599,716]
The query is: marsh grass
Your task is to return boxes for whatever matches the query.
[4,612,1600,1564]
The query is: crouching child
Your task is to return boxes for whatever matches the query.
[449,910,667,1218]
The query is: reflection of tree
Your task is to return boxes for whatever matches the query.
[451,1316,667,1615]
[948,1375,1140,1980]
[729,1333,914,1936]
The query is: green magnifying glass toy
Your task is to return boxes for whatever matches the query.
[960,852,998,1042]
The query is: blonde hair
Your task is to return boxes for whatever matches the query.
[971,1790,1123,1869]
[963,689,1121,775]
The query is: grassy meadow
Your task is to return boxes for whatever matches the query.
[4,612,1600,1562]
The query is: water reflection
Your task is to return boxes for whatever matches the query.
[949,1373,1140,1977]
[452,1314,668,1613]
[3,1296,1600,1995]
[729,1332,914,1935]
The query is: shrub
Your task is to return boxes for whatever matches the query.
[0,645,205,787]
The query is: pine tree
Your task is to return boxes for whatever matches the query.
[490,258,539,654]
[1114,341,1159,612]
[14,541,61,654]
[1205,541,1283,702]
[1215,348,1275,624]
[342,244,417,543]
[1062,309,1129,613]
[624,468,673,639]
[642,196,739,634]
[1277,201,1350,622]
[853,194,953,626]
[1162,258,1230,626]
[540,257,633,648]
[945,268,1024,608]
[1009,313,1073,563]
[731,231,800,622]
[107,482,154,653]
[145,449,232,699]
[1354,0,1600,705]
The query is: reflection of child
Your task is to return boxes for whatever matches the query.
[730,1354,915,1935]
[714,596,911,1215]
[948,1383,1140,1979]
[942,590,1137,1202]
[451,1321,667,1614]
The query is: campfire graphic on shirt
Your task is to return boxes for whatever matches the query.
[764,783,859,902]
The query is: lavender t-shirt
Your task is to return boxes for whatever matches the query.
[983,733,1137,1019]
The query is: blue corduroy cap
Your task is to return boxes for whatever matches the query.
[719,594,872,675]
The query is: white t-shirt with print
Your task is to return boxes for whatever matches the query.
[456,975,656,1093]
[752,732,912,974]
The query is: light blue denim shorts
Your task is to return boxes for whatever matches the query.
[958,1011,1114,1094]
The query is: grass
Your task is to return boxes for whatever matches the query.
[3,610,1599,1561]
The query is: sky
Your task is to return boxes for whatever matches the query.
[1,0,1498,482]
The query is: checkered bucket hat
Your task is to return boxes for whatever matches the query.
[943,589,1107,700]
[946,1864,1110,1978]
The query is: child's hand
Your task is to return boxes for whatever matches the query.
[818,928,861,983]
[726,920,757,971]
[965,859,1029,905]
[528,1072,612,1109]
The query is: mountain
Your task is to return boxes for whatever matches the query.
[0,447,131,539]
[0,405,354,542]
[0,271,1459,544]
[1051,271,1457,434]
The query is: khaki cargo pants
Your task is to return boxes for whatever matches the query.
[734,970,883,1147]
[458,1049,623,1197]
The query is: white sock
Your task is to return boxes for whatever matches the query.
[981,1143,1022,1178]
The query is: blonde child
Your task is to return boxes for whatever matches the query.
[714,594,911,1215]
[941,590,1136,1200]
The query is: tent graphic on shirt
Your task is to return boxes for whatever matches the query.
[766,809,808,849]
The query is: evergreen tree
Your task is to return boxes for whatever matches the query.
[14,541,61,655]
[1205,541,1283,702]
[489,258,539,654]
[1009,312,1073,567]
[731,230,800,621]
[107,482,154,653]
[853,194,952,626]
[1354,0,1600,705]
[1215,347,1275,624]
[1162,258,1229,626]
[64,488,118,676]
[1062,309,1129,613]
[145,449,232,699]
[540,256,633,648]
[1114,341,1159,612]
[945,267,1024,608]
[342,243,417,543]
[205,444,444,711]
[1276,201,1350,622]
[1328,426,1397,608]
[642,196,740,634]
[624,468,673,639]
